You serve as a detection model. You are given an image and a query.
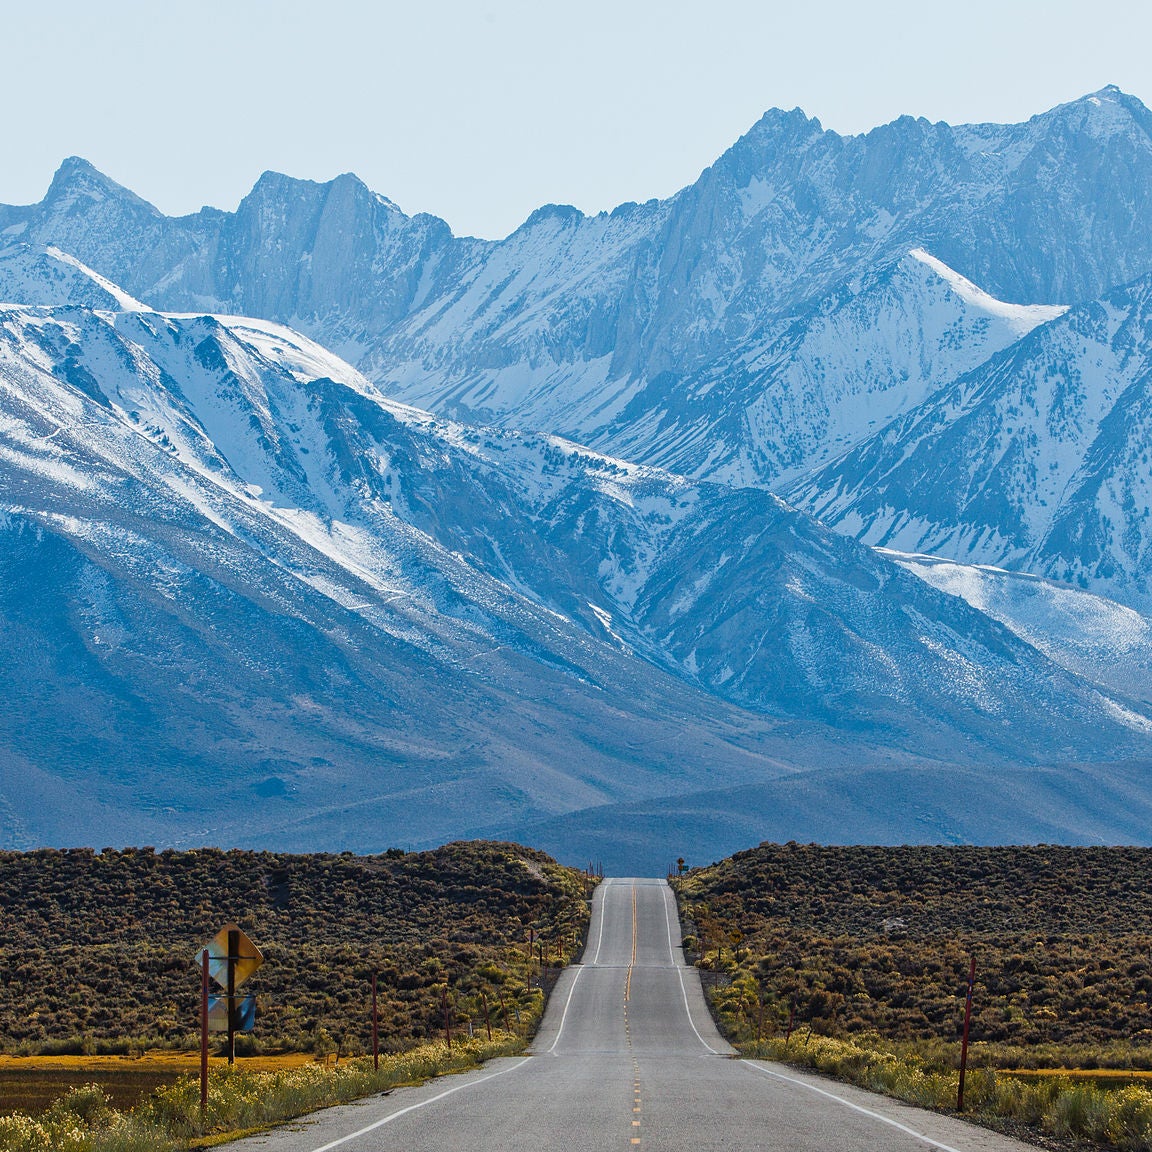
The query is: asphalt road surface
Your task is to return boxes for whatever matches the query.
[234,878,1034,1151]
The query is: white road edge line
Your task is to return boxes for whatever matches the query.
[543,963,585,1054]
[660,882,724,1056]
[591,876,610,966]
[305,1056,532,1152]
[740,1062,968,1152]
[544,874,609,1053]
[661,879,677,962]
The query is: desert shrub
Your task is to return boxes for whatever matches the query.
[0,842,589,1056]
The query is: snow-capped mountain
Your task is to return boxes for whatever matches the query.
[0,295,782,854]
[2,259,1151,863]
[558,248,1066,488]
[791,273,1152,610]
[5,87,1152,865]
[3,87,1151,491]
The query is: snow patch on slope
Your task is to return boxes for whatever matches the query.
[45,247,151,312]
[0,243,150,311]
[887,549,1152,704]
[908,248,1067,336]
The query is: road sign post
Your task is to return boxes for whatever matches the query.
[371,973,379,1072]
[194,923,263,1069]
[227,929,238,1065]
[200,949,209,1119]
[482,991,493,1041]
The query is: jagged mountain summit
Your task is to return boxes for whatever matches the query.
[3,87,1152,492]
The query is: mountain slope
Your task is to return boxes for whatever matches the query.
[1,291,1150,858]
[562,248,1066,488]
[0,303,794,850]
[791,273,1152,609]
[887,550,1152,706]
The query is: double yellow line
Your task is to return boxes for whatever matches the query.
[627,885,641,1146]
[625,884,637,1001]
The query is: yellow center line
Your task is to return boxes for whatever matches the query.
[625,884,637,1002]
[631,889,640,1142]
[628,888,641,1146]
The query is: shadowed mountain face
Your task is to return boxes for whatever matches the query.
[4,91,1152,864]
[0,278,1149,859]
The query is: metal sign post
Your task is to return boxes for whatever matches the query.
[227,929,238,1065]
[482,991,492,1041]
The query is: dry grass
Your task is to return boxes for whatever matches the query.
[0,841,590,1057]
[741,1034,1152,1150]
[0,1052,317,1116]
[680,844,1152,1049]
[0,1032,531,1151]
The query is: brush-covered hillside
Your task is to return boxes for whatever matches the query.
[0,841,589,1056]
[680,844,1152,1055]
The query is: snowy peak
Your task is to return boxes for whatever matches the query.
[790,270,1152,608]
[515,202,587,234]
[242,167,402,219]
[560,247,1068,490]
[715,105,826,178]
[1041,84,1152,140]
[41,156,156,213]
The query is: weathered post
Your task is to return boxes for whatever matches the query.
[226,927,239,1065]
[442,986,452,1048]
[200,949,209,1119]
[957,956,976,1111]
[482,991,493,1041]
[371,972,379,1072]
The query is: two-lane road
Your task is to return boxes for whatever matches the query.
[235,879,1032,1151]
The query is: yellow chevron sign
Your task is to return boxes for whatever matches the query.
[194,923,263,989]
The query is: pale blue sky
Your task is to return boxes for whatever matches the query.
[3,1,1150,238]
